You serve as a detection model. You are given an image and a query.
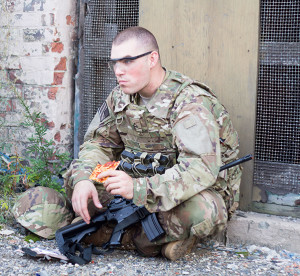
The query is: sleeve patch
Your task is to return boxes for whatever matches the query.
[183,117,197,129]
[98,102,109,123]
[175,115,213,155]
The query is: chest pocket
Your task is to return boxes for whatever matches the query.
[125,109,148,133]
[115,104,174,153]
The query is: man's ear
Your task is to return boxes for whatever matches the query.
[149,51,160,68]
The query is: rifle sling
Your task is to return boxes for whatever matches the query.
[64,240,109,265]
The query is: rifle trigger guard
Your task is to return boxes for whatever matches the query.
[136,207,150,219]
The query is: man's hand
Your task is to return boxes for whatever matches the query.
[99,170,134,199]
[72,180,102,224]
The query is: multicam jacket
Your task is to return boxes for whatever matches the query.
[64,70,241,216]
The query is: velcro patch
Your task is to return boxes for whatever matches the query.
[183,117,197,129]
[175,114,213,155]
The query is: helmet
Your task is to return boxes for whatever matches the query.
[12,186,74,239]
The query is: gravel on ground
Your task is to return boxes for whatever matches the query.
[0,222,299,276]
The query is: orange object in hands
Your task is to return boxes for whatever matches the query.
[89,161,120,183]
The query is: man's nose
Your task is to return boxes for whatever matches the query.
[114,62,125,76]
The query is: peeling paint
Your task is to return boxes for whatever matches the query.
[50,13,55,26]
[6,0,15,12]
[23,28,45,42]
[23,0,46,12]
[267,191,300,207]
[42,44,50,53]
[60,123,66,130]
[41,14,46,26]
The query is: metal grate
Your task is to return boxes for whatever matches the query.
[80,0,139,143]
[254,0,300,195]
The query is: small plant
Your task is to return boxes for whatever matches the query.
[0,152,26,195]
[18,93,70,193]
[0,85,70,195]
[0,196,15,224]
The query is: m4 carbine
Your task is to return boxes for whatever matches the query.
[55,154,252,264]
[55,195,164,264]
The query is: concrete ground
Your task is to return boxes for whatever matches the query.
[227,210,300,254]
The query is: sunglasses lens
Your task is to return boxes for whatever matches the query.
[108,61,115,71]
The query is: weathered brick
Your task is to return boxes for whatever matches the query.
[12,13,43,27]
[22,70,53,85]
[5,0,17,13]
[1,0,77,157]
[42,43,50,53]
[2,99,17,112]
[3,0,24,13]
[0,56,21,70]
[0,125,8,140]
[51,42,64,53]
[54,131,61,142]
[66,15,75,26]
[3,112,24,127]
[50,13,55,26]
[20,56,56,71]
[0,81,23,98]
[13,13,55,28]
[7,126,33,142]
[54,57,67,71]
[52,72,64,85]
[8,70,23,84]
[60,123,66,130]
[48,87,58,100]
[47,121,55,129]
[22,85,44,99]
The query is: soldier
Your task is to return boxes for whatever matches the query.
[62,26,242,261]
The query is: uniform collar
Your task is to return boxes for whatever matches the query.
[114,69,178,118]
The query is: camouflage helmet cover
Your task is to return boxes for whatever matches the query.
[11,186,74,239]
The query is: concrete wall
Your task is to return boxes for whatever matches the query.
[0,0,77,156]
[228,211,300,254]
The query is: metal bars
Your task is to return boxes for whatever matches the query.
[254,0,300,195]
[80,0,139,143]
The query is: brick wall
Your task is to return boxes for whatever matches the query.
[0,0,77,157]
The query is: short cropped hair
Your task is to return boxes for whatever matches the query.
[112,26,159,53]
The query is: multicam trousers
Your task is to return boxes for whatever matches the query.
[65,182,228,256]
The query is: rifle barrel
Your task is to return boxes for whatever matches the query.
[220,154,253,172]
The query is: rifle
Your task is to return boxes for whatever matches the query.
[56,154,252,264]
[55,195,165,264]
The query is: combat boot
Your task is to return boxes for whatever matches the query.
[161,236,198,261]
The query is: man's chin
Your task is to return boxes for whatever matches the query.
[120,87,137,95]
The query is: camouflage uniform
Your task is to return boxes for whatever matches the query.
[64,70,241,252]
[12,186,74,239]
